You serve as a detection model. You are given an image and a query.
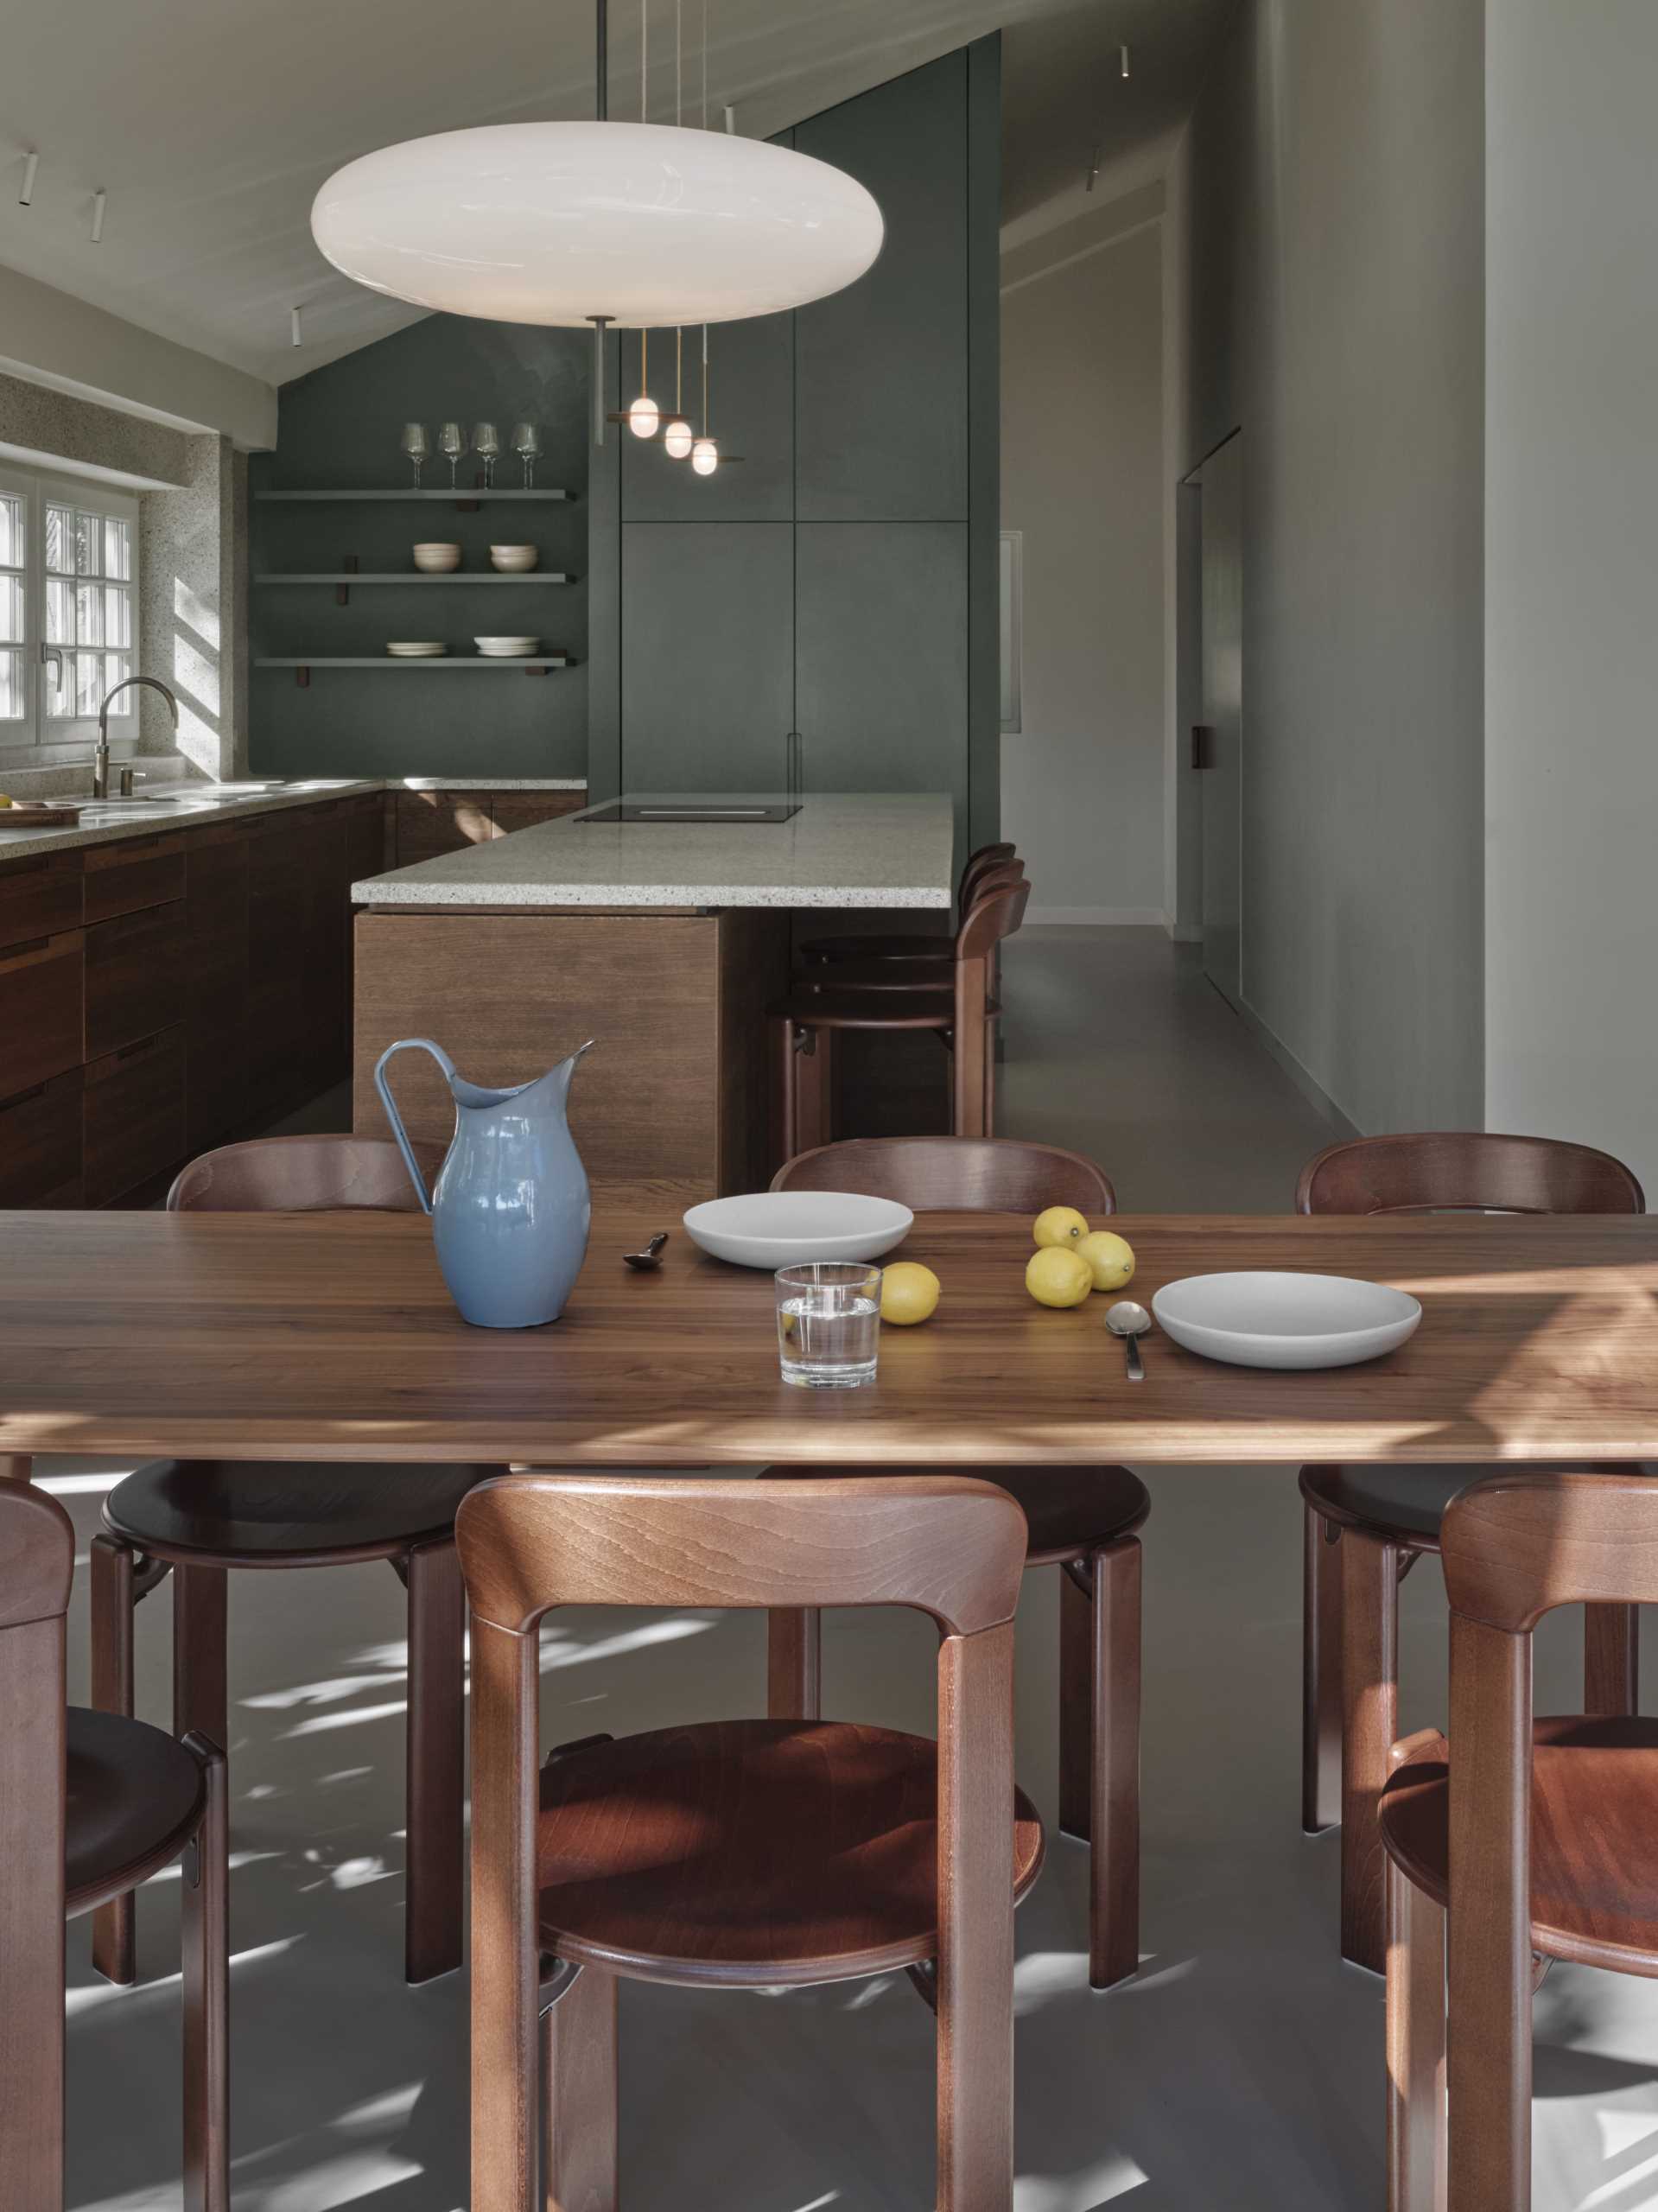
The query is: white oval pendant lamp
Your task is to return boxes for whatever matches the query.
[310,0,883,331]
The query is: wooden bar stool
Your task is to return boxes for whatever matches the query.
[770,1135,1146,1989]
[90,1134,490,1990]
[1382,1471,1658,2211]
[457,1471,1044,2212]
[1296,1130,1645,1974]
[798,842,1020,967]
[2,1484,229,2212]
[769,874,1030,1166]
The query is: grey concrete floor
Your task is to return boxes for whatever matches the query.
[50,927,1658,2209]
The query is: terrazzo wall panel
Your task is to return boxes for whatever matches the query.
[137,433,242,777]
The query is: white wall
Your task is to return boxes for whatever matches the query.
[1170,0,1487,1131]
[1000,210,1166,923]
[1483,0,1658,1191]
[0,264,276,451]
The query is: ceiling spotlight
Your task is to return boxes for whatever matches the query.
[1121,42,1131,79]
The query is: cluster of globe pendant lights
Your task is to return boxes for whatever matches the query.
[629,326,715,473]
[310,0,885,479]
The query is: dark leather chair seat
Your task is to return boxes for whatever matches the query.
[1301,1461,1626,1549]
[537,1719,1045,1986]
[66,1707,206,1916]
[104,1459,487,1563]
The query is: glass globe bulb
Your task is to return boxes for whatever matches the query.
[691,437,719,477]
[628,394,659,438]
[664,416,694,459]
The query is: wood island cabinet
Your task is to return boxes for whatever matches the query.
[0,785,585,1207]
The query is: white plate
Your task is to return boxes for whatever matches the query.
[474,635,539,656]
[1151,1271,1422,1370]
[385,641,447,655]
[683,1191,912,1269]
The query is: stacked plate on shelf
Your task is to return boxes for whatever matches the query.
[473,636,540,658]
[385,641,448,657]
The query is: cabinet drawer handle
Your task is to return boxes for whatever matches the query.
[116,1037,159,1063]
[2,1082,48,1109]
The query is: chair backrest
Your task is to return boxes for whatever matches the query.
[772,1135,1115,1216]
[956,873,1030,963]
[1442,1470,1658,1630]
[168,1133,449,1214]
[0,1483,73,1635]
[958,846,1022,915]
[458,1472,1027,1639]
[1296,1131,1644,1217]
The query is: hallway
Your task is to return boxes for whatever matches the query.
[45,930,1658,2212]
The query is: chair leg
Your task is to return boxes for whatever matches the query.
[90,1535,138,1985]
[1340,1530,1399,1974]
[404,1538,466,1983]
[1303,1506,1343,1834]
[1584,1602,1639,1715]
[180,1732,230,2212]
[542,1962,619,2212]
[1387,1853,1447,2212]
[174,1563,229,1746]
[1058,1547,1141,1990]
[766,1608,823,1720]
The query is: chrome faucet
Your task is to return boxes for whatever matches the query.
[95,677,178,798]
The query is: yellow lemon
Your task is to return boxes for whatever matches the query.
[1076,1230,1135,1292]
[1026,1246,1092,1308]
[0,793,12,807]
[881,1262,940,1325]
[1032,1205,1089,1249]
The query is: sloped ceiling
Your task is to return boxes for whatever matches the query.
[0,0,1229,387]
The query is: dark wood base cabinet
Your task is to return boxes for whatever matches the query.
[0,787,584,1208]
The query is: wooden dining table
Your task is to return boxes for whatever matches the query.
[7,1185,1658,2212]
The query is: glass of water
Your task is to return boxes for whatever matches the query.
[776,1262,883,1389]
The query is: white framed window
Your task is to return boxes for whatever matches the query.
[0,464,141,760]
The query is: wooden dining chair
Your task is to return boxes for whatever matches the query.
[2,1482,228,2211]
[770,1135,1146,1990]
[456,1471,1043,2212]
[1296,1129,1645,1974]
[769,873,1031,1165]
[1382,1470,1658,2211]
[89,1133,491,1989]
[797,842,1021,967]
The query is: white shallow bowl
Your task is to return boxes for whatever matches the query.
[1151,1271,1422,1370]
[412,543,461,571]
[474,635,539,656]
[489,544,538,570]
[683,1191,913,1269]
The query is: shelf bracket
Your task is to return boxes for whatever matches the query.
[295,665,309,689]
[337,553,359,607]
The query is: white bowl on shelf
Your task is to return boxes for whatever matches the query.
[489,544,538,572]
[473,635,540,657]
[683,1191,912,1270]
[385,640,448,657]
[1151,1271,1422,1370]
[412,543,461,572]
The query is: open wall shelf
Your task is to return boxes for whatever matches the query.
[255,572,572,584]
[255,488,571,503]
[257,656,571,679]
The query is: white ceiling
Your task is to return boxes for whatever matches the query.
[0,0,1229,388]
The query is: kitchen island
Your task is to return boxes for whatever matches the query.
[350,793,955,1193]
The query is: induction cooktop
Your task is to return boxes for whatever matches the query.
[578,801,802,824]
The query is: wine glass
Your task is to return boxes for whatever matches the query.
[472,421,501,490]
[438,421,466,488]
[511,421,541,488]
[400,422,430,488]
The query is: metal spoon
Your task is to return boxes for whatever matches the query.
[623,1232,670,1271]
[1105,1300,1152,1381]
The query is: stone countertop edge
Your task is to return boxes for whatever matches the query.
[0,776,588,861]
[350,795,956,912]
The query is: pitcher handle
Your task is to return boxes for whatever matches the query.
[372,1037,459,1217]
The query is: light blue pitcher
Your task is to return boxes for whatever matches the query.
[374,1037,594,1329]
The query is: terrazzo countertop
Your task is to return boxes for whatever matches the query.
[353,793,956,910]
[0,779,384,860]
[0,775,588,861]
